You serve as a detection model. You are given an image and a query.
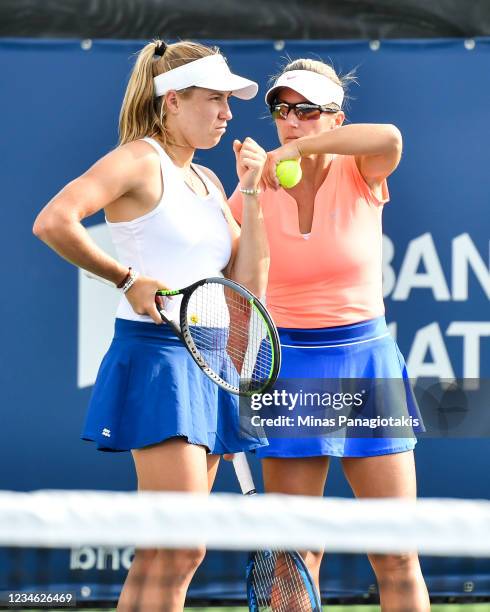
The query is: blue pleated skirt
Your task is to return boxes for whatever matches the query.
[82,318,268,454]
[254,316,423,458]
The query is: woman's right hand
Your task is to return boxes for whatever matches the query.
[233,137,267,191]
[125,275,170,325]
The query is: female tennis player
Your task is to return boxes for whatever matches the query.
[229,59,430,610]
[33,40,269,611]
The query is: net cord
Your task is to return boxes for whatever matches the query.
[0,491,489,557]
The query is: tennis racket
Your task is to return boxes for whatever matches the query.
[84,272,280,396]
[232,453,322,611]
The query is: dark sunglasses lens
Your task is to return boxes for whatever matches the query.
[296,106,322,120]
[271,104,289,120]
[271,103,325,120]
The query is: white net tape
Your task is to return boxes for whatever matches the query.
[1,491,489,556]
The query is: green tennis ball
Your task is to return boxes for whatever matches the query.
[276,159,302,188]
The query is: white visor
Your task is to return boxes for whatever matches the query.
[265,70,344,107]
[154,54,258,100]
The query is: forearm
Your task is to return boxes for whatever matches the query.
[33,209,127,285]
[229,194,270,297]
[297,123,402,157]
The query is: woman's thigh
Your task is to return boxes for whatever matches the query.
[262,456,330,495]
[341,450,417,499]
[132,437,214,492]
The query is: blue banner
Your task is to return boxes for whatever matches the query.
[1,38,489,603]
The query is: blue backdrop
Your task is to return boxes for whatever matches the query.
[1,38,489,603]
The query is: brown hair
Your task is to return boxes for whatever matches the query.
[118,39,219,147]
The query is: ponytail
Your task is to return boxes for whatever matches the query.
[118,39,219,148]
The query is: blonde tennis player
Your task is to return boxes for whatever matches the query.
[34,40,269,612]
[229,59,430,611]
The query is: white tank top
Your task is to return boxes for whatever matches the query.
[107,137,232,323]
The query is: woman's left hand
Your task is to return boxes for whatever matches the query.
[262,141,302,190]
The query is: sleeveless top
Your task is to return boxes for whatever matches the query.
[229,154,389,328]
[107,137,232,323]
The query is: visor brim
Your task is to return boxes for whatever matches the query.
[194,74,258,100]
[265,84,326,106]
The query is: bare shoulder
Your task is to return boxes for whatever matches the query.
[99,139,160,172]
[119,138,161,158]
[84,138,162,190]
[195,164,226,199]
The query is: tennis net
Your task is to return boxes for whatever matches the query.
[1,490,489,610]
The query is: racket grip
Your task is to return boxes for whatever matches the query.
[232,453,256,496]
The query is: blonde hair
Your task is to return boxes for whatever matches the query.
[118,39,219,147]
[272,58,357,110]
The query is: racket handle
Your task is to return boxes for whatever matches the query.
[232,453,257,496]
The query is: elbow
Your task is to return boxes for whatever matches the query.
[33,212,54,242]
[33,208,67,244]
[242,278,268,300]
[386,124,403,155]
[32,213,48,241]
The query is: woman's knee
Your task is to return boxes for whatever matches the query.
[302,550,323,575]
[157,547,206,579]
[131,548,158,571]
[131,547,206,586]
[369,552,420,580]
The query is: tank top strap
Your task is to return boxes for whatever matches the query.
[191,164,225,202]
[140,137,180,185]
[141,137,221,201]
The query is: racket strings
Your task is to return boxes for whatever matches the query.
[260,553,298,612]
[251,550,316,611]
[278,552,313,610]
[251,551,278,609]
[252,550,312,610]
[185,282,275,392]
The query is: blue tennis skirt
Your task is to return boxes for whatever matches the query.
[82,318,268,454]
[254,316,423,458]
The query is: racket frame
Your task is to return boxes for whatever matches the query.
[232,453,323,612]
[156,277,281,396]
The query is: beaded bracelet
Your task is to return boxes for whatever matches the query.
[239,187,261,196]
[122,269,138,294]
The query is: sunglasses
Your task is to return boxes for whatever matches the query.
[270,101,340,121]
